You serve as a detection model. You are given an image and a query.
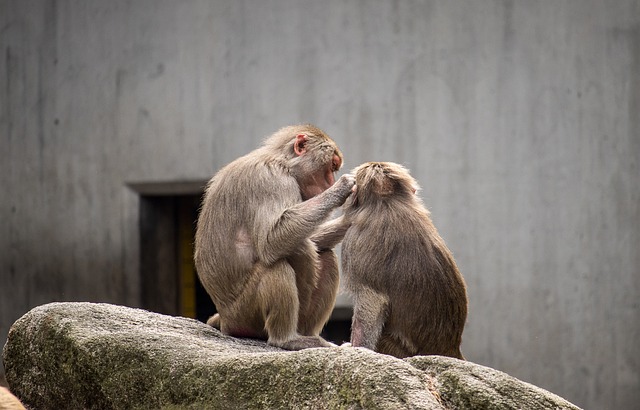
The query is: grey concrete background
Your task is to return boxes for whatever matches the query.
[1,1,638,408]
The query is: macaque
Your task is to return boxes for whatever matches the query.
[194,125,355,350]
[341,162,468,359]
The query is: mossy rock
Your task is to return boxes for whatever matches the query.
[2,303,581,409]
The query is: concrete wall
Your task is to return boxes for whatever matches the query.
[2,1,638,408]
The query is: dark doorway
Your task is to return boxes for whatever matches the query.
[132,180,217,323]
[138,192,218,323]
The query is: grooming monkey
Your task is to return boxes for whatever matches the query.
[194,125,355,350]
[341,162,468,359]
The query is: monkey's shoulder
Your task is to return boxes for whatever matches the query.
[350,201,431,230]
[207,156,299,201]
[213,153,285,179]
[345,206,449,268]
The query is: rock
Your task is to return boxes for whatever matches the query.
[2,302,581,410]
[407,356,580,410]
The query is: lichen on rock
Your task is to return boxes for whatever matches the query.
[2,303,581,410]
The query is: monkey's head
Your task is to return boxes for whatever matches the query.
[348,162,419,208]
[266,124,343,200]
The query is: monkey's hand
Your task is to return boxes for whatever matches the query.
[325,174,356,206]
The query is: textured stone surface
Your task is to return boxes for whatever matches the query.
[3,303,581,409]
[407,356,580,410]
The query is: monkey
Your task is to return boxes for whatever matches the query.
[340,162,468,359]
[194,124,355,351]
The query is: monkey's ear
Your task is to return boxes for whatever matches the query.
[294,134,307,156]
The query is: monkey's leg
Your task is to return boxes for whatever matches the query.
[258,260,334,350]
[299,249,340,336]
[376,332,414,358]
[350,288,389,351]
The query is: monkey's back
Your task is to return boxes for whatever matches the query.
[343,198,467,358]
[194,150,301,308]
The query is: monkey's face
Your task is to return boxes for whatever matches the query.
[291,133,343,200]
[348,162,418,208]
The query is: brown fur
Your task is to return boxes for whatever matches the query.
[194,125,355,350]
[342,162,468,359]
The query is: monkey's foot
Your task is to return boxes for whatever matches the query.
[269,335,334,351]
[206,313,221,329]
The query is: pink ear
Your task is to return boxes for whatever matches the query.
[294,134,307,156]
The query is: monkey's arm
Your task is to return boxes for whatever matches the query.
[350,287,389,351]
[310,216,351,251]
[257,174,355,264]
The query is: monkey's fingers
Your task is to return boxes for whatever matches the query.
[338,173,356,188]
[335,173,356,197]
